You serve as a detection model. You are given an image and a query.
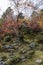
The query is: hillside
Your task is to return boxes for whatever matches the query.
[0,7,43,65]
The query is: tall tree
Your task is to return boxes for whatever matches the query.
[8,0,43,42]
[2,7,13,22]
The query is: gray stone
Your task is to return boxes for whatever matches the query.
[20,56,26,62]
[35,59,43,64]
[12,43,17,46]
[20,50,26,54]
[3,45,9,49]
[7,49,14,52]
[20,56,25,59]
[21,59,26,62]
[0,61,5,65]
[9,52,15,57]
[29,42,37,49]
[8,45,14,49]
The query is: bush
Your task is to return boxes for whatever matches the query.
[36,34,43,44]
[2,56,7,61]
[8,56,20,65]
[4,36,11,42]
[12,56,20,63]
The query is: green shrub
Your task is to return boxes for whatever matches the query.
[36,34,43,44]
[4,36,11,42]
[2,56,7,61]
[8,56,20,65]
[12,56,20,63]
